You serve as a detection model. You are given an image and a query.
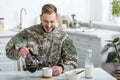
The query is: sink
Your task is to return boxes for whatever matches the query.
[64,27,97,33]
[74,27,96,33]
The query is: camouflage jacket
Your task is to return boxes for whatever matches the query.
[6,24,78,72]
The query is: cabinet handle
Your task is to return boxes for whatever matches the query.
[0,52,1,55]
[0,69,2,71]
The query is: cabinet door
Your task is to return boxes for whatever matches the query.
[89,37,101,67]
[68,33,90,67]
[68,33,101,68]
[0,61,17,71]
[0,37,11,56]
[0,36,18,71]
[0,55,17,71]
[0,37,11,45]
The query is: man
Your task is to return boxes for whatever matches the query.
[6,4,78,76]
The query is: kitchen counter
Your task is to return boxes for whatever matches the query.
[63,27,120,38]
[0,68,116,80]
[0,30,18,37]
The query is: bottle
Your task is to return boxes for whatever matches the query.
[0,18,4,31]
[89,20,92,29]
[85,49,94,79]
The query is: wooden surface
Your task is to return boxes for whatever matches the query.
[114,70,120,80]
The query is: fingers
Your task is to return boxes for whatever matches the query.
[18,47,29,57]
[52,66,59,76]
[52,66,62,76]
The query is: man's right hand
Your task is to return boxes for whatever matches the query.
[18,47,32,57]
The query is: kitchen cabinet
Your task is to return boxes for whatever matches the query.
[68,33,101,68]
[64,27,120,68]
[0,30,18,71]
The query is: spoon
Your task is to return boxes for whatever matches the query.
[76,70,84,75]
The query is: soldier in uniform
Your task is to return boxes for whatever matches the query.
[6,4,78,76]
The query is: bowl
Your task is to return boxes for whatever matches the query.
[65,70,81,80]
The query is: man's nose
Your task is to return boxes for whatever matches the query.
[47,23,51,27]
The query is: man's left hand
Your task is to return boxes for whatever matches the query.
[52,66,63,76]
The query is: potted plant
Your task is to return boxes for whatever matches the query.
[105,38,120,62]
[112,0,120,16]
[111,0,120,23]
[102,37,120,70]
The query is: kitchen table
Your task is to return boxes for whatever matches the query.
[0,67,116,80]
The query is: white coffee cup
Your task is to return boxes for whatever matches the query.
[42,67,52,78]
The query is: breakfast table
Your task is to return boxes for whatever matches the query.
[0,67,117,80]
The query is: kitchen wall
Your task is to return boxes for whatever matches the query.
[0,0,91,30]
[0,0,112,30]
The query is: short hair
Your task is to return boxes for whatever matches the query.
[41,4,57,15]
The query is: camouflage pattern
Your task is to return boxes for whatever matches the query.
[6,24,78,72]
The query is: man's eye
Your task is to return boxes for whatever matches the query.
[51,21,54,23]
[44,21,48,23]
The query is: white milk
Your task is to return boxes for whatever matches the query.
[85,65,94,78]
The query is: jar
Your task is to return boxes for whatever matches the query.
[85,49,94,79]
[62,15,68,28]
[0,18,4,31]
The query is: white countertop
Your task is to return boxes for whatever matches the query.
[63,27,120,38]
[0,68,116,80]
[0,27,120,38]
[0,30,18,37]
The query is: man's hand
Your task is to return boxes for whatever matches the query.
[52,66,63,76]
[18,47,32,57]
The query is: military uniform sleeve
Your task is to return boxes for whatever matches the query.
[6,30,28,60]
[57,36,78,72]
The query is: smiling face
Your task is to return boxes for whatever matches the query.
[40,13,57,33]
[40,4,57,33]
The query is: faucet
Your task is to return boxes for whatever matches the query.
[17,8,27,30]
[89,20,92,29]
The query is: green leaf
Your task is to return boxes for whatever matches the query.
[112,38,119,43]
[112,58,119,62]
[117,42,120,45]
[107,43,115,47]
[106,52,117,63]
[106,40,112,42]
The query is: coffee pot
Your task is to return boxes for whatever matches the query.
[22,50,40,73]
